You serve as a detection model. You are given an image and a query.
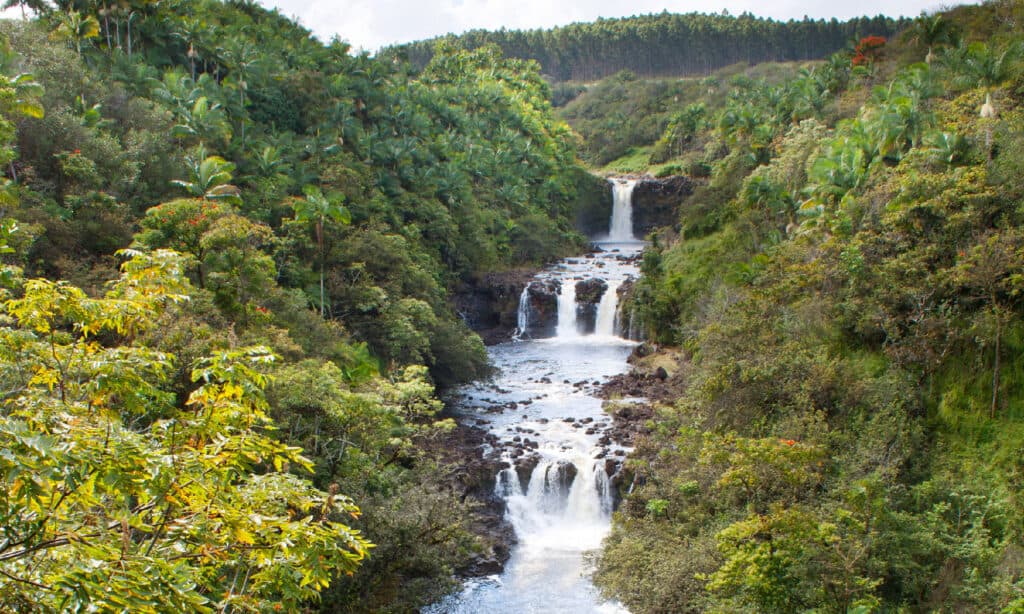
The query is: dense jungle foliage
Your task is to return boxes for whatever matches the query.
[3,0,1023,611]
[592,1,1024,611]
[0,0,598,610]
[388,12,909,82]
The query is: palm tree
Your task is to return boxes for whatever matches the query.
[173,17,208,81]
[221,41,262,146]
[171,147,242,204]
[956,42,1021,117]
[787,69,828,123]
[909,12,957,64]
[52,10,100,56]
[170,96,230,145]
[250,144,290,179]
[1,72,44,120]
[951,41,1022,156]
[291,185,350,317]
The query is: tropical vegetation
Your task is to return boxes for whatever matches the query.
[0,0,596,610]
[592,2,1024,611]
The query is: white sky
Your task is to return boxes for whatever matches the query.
[261,0,966,53]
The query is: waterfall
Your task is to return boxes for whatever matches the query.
[613,300,623,338]
[514,286,531,339]
[495,466,522,499]
[503,459,613,551]
[556,280,578,338]
[428,241,642,613]
[525,461,575,516]
[594,280,622,337]
[609,179,637,241]
[566,462,615,521]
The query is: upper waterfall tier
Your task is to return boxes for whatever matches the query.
[608,178,637,241]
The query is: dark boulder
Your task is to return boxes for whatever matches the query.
[515,453,541,488]
[428,424,517,579]
[575,278,608,334]
[523,279,561,338]
[575,278,608,304]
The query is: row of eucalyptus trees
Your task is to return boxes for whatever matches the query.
[391,12,909,81]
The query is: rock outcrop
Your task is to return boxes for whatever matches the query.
[429,423,516,578]
[453,270,536,345]
[632,175,694,237]
[574,278,607,334]
[523,279,561,338]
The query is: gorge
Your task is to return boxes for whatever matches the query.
[429,179,643,612]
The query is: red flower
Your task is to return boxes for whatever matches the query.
[852,36,886,67]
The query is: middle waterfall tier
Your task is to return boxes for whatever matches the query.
[515,250,638,341]
[595,279,622,337]
[555,278,579,339]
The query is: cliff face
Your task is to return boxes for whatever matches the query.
[632,175,694,237]
[453,270,535,345]
[573,172,614,237]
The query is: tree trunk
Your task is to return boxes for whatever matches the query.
[991,304,1001,419]
[102,7,111,50]
[318,221,325,318]
[319,262,325,318]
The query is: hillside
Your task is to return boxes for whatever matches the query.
[585,1,1024,611]
[0,1,601,611]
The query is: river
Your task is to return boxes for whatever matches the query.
[427,178,642,613]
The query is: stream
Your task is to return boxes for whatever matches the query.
[427,178,643,613]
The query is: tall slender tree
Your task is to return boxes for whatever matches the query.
[291,185,350,317]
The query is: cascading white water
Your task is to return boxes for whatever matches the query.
[428,243,643,614]
[502,458,616,553]
[613,298,626,339]
[556,280,579,338]
[626,310,645,342]
[514,286,531,339]
[594,280,622,337]
[495,466,523,499]
[608,179,637,241]
[566,462,615,523]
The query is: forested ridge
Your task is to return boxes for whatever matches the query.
[387,12,910,82]
[587,1,1024,611]
[0,0,598,610]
